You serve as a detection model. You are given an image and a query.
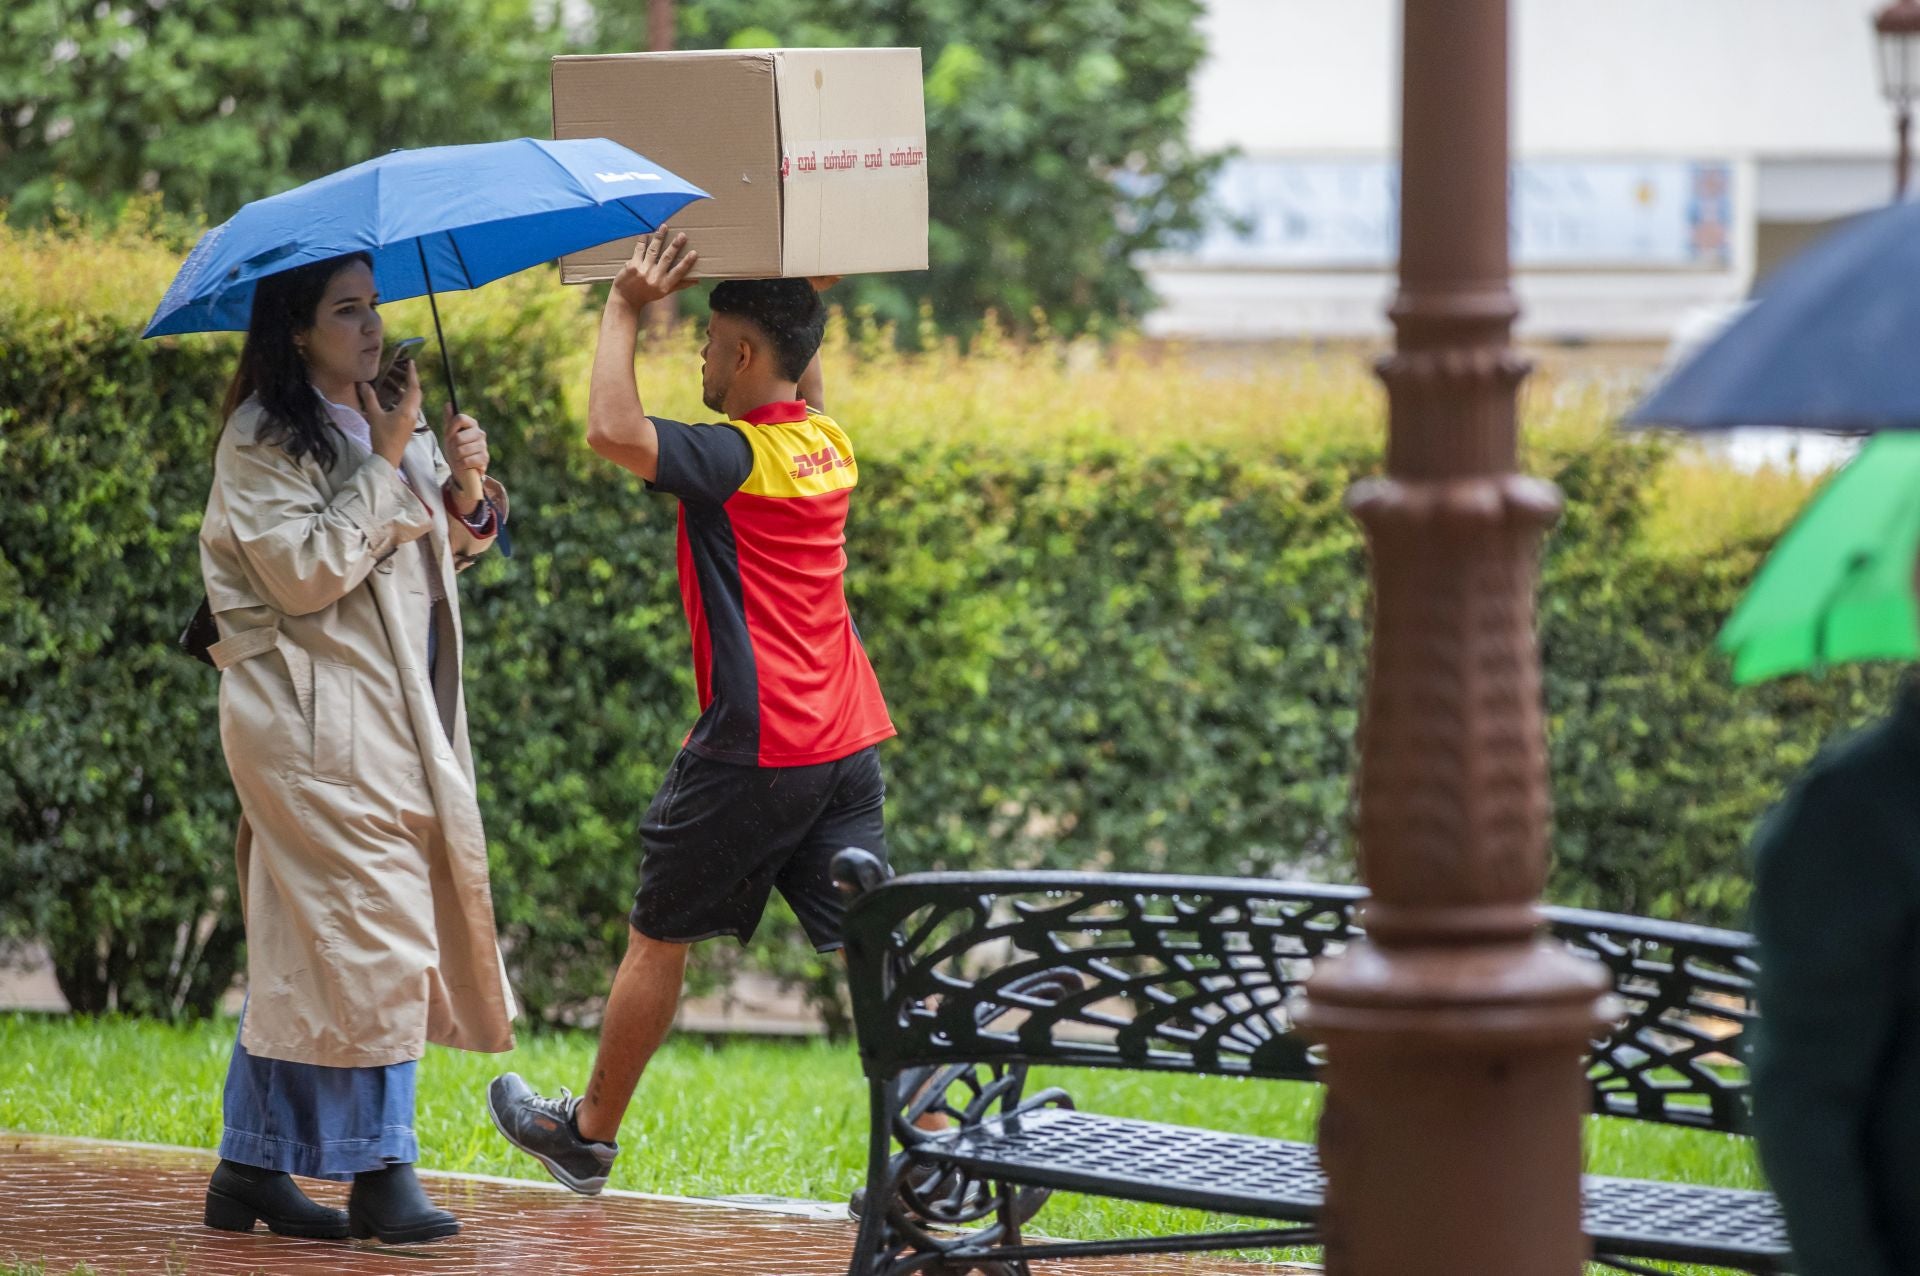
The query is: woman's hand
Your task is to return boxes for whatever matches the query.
[354,360,422,468]
[442,404,489,515]
[610,232,699,313]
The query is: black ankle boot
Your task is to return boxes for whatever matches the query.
[203,1159,350,1238]
[347,1163,459,1244]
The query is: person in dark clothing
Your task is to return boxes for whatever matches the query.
[1750,685,1920,1276]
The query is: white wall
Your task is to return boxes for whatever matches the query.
[1513,0,1887,157]
[1145,262,1756,341]
[1152,0,1899,341]
[1193,0,1893,159]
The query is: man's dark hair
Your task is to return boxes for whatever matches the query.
[708,279,826,382]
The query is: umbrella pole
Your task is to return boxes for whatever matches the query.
[416,240,489,523]
[416,240,461,419]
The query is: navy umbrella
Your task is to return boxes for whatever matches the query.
[145,136,706,416]
[1628,201,1920,432]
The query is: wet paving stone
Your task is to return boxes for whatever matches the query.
[0,1133,1311,1274]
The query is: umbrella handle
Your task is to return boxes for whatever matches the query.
[432,315,479,506]
[436,324,483,507]
[416,241,481,507]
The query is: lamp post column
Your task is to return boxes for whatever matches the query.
[1297,1,1613,1272]
[1875,1,1920,200]
[1896,104,1911,199]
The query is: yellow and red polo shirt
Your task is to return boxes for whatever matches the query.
[647,400,894,767]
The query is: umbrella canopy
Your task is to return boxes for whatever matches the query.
[1628,201,1920,433]
[1719,433,1920,684]
[144,137,705,338]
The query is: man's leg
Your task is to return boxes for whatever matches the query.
[484,929,687,1194]
[490,749,802,1195]
[574,929,689,1143]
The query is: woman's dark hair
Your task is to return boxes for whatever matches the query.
[709,279,826,381]
[219,251,373,470]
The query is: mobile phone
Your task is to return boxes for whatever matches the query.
[375,337,426,409]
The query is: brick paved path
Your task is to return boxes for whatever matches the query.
[0,1133,1312,1275]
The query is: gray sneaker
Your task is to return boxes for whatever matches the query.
[486,1072,619,1195]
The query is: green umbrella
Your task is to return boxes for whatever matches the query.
[1720,433,1920,684]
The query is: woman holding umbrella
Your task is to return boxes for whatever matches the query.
[195,250,514,1245]
[140,135,706,1245]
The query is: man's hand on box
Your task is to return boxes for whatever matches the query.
[612,232,700,312]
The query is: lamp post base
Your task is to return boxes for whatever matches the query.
[1303,936,1613,1276]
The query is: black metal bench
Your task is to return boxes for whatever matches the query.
[832,851,1783,1276]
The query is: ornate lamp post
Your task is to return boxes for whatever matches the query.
[1296,1,1612,1273]
[1876,0,1920,199]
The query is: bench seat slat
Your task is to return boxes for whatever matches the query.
[1582,1175,1791,1268]
[928,1108,1324,1220]
[922,1108,1790,1269]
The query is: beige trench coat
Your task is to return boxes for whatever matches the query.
[199,396,517,1067]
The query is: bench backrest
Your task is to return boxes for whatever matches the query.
[1546,902,1757,1130]
[839,866,1757,1135]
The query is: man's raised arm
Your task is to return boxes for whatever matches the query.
[586,233,699,482]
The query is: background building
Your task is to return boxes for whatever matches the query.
[1146,0,1899,346]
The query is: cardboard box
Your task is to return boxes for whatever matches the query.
[551,47,928,282]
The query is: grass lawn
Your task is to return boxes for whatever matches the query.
[1,1013,1762,1274]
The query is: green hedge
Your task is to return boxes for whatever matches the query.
[0,228,1897,1027]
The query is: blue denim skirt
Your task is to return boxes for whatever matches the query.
[217,1013,419,1181]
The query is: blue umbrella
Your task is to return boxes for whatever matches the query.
[1627,201,1920,432]
[145,136,706,414]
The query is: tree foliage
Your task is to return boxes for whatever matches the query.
[2,0,1221,336]
[645,0,1223,334]
[0,0,564,224]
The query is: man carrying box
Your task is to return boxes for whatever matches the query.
[485,232,895,1192]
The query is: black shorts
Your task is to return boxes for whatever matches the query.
[629,746,889,952]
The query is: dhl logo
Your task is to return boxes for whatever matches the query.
[790,446,854,479]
